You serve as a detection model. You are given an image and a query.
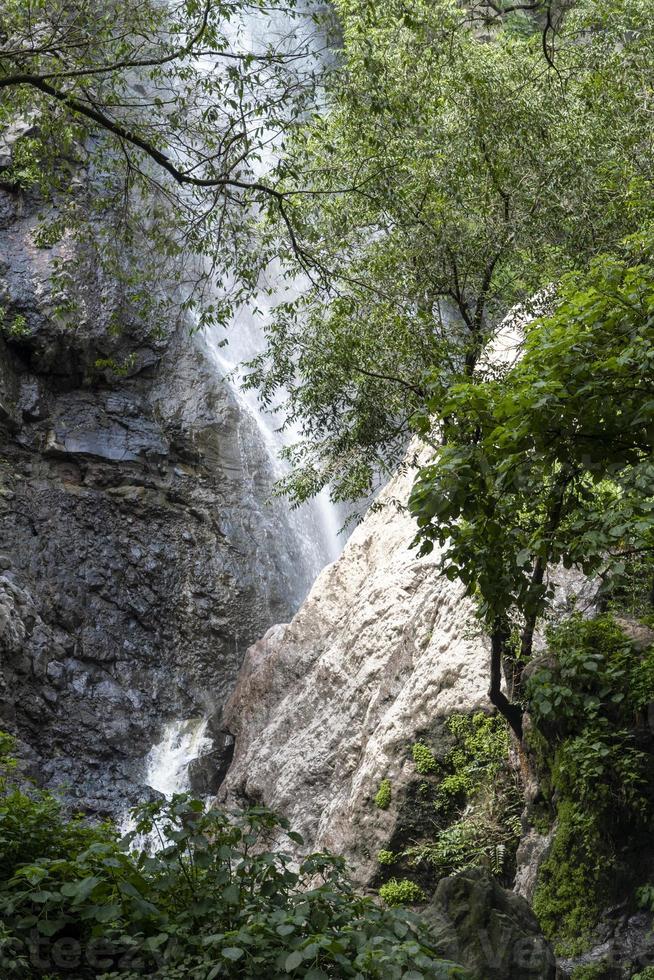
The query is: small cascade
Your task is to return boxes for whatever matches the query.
[121,718,213,849]
[142,718,212,798]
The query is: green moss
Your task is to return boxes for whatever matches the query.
[374,778,392,810]
[528,615,654,953]
[412,741,438,775]
[533,803,608,955]
[378,878,426,907]
[377,849,396,866]
[632,969,654,980]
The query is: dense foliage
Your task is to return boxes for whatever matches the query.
[527,616,654,953]
[375,714,522,897]
[410,230,654,730]
[246,0,654,504]
[0,735,464,979]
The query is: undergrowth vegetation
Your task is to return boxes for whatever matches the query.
[0,734,464,979]
[375,713,522,901]
[527,615,654,954]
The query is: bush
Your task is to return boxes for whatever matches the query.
[377,878,426,908]
[374,778,392,810]
[377,850,396,866]
[570,964,614,979]
[526,615,636,734]
[0,734,466,979]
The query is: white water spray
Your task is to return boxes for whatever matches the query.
[142,718,212,798]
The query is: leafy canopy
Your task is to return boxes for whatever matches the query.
[409,228,654,639]
[246,0,654,504]
[0,0,327,326]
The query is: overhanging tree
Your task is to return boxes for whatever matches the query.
[409,229,654,737]
[245,0,654,505]
[0,0,330,325]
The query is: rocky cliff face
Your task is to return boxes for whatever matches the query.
[218,447,493,882]
[0,174,317,815]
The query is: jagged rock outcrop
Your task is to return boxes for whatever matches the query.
[218,448,493,880]
[0,172,318,814]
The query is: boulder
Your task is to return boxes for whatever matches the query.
[425,870,557,980]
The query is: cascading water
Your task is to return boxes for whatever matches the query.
[203,1,341,592]
[126,3,343,828]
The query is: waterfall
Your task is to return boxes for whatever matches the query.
[141,718,212,798]
[125,2,342,826]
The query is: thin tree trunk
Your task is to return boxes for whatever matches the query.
[489,625,523,740]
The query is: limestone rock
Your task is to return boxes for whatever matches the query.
[218,445,492,880]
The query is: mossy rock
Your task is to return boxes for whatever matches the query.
[423,869,556,979]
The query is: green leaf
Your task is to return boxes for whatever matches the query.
[285,951,303,972]
[222,947,245,962]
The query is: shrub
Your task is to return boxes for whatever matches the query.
[570,964,614,979]
[526,615,635,734]
[0,734,466,979]
[375,778,392,810]
[378,878,426,908]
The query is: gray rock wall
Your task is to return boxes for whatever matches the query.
[0,179,313,815]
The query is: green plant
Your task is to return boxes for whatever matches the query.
[0,734,465,979]
[553,726,650,815]
[528,615,654,952]
[570,964,614,979]
[435,713,510,814]
[378,878,426,908]
[93,354,137,377]
[377,849,396,866]
[526,616,636,732]
[636,883,654,912]
[0,310,29,340]
[632,969,654,980]
[375,778,392,810]
[412,742,438,775]
[380,712,521,897]
[533,803,609,956]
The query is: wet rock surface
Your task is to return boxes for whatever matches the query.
[0,183,314,816]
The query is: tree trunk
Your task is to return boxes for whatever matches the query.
[489,625,523,740]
